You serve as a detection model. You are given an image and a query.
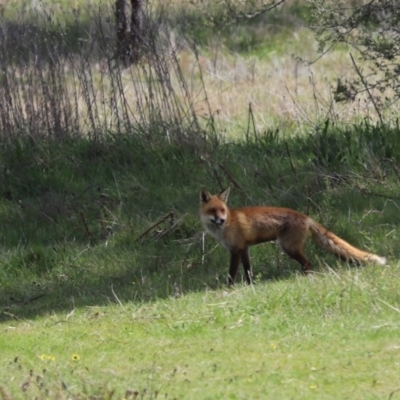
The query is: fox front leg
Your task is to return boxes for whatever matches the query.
[228,248,253,286]
[241,247,253,285]
[228,250,241,286]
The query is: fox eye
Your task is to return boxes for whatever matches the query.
[219,208,225,213]
[209,208,216,214]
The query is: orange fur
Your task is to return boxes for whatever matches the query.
[200,187,386,285]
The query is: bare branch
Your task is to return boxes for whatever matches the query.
[350,53,384,125]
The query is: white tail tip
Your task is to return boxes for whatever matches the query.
[371,255,387,265]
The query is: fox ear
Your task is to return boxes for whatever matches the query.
[200,188,212,203]
[218,186,230,202]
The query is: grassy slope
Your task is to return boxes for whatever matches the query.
[1,126,400,398]
[1,125,399,315]
[2,269,400,399]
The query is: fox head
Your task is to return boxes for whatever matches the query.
[200,187,230,228]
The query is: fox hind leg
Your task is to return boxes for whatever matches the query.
[283,248,312,274]
[277,230,312,274]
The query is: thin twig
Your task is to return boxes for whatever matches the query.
[201,232,205,265]
[18,200,57,225]
[306,185,312,216]
[227,0,286,25]
[350,53,384,125]
[389,387,400,400]
[219,164,242,190]
[23,293,45,304]
[136,211,174,241]
[284,141,298,182]
[7,293,45,307]
[213,167,224,191]
[154,213,187,240]
[80,211,93,246]
[3,311,21,320]
[66,309,75,320]
[358,189,398,200]
[377,298,400,314]
[246,102,257,140]
[111,284,126,310]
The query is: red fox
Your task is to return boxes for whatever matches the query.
[200,187,387,285]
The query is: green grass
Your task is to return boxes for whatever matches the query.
[182,0,310,53]
[2,268,400,399]
[1,124,400,398]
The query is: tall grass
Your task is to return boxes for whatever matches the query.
[0,1,210,141]
[1,0,393,145]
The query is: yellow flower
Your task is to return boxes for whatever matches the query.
[309,385,318,389]
[71,354,80,361]
[270,343,277,350]
[39,354,56,361]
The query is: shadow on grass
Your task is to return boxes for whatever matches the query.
[1,127,399,322]
[0,240,304,323]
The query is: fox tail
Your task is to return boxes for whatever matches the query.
[309,220,387,265]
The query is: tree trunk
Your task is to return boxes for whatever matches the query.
[115,0,143,68]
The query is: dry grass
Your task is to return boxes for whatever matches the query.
[175,38,365,135]
[0,0,394,141]
[125,30,384,137]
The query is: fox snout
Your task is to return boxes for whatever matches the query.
[210,216,225,226]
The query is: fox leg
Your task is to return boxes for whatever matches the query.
[284,249,312,274]
[241,247,253,285]
[228,250,242,286]
[278,237,312,274]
